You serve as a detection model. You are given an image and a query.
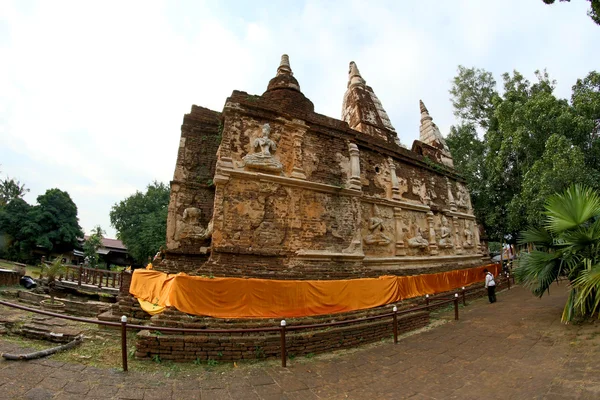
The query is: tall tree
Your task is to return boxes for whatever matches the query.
[447,67,600,242]
[542,0,600,26]
[449,66,499,129]
[0,176,29,207]
[110,181,169,264]
[32,189,83,254]
[83,225,105,268]
[0,198,36,261]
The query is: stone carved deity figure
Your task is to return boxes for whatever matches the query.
[255,123,276,156]
[438,216,453,248]
[364,216,392,246]
[241,123,283,172]
[408,227,429,248]
[456,186,470,209]
[463,221,474,248]
[176,207,213,241]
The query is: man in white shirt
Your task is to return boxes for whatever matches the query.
[484,268,496,303]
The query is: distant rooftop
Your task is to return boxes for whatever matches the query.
[83,236,127,251]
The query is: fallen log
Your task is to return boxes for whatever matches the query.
[1,335,83,360]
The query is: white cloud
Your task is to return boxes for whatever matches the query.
[1,0,598,238]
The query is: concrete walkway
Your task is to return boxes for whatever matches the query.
[1,285,599,399]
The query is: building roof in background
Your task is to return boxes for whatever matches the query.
[83,236,127,251]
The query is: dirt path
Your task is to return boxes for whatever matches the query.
[1,285,599,399]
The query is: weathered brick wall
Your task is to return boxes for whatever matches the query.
[164,105,222,257]
[154,257,487,281]
[0,270,20,286]
[134,311,429,362]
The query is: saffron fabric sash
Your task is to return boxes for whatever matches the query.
[131,263,501,319]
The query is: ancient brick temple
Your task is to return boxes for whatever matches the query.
[158,55,485,279]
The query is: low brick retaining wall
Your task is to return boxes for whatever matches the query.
[17,291,111,318]
[0,269,20,287]
[135,311,429,362]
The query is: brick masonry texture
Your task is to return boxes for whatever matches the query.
[134,56,491,361]
[157,58,486,280]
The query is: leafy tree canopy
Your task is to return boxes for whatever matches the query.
[448,67,600,242]
[110,181,169,264]
[0,187,83,262]
[83,225,105,268]
[0,176,29,207]
[32,189,83,253]
[542,0,600,26]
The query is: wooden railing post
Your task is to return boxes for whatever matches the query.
[97,267,102,289]
[461,287,466,306]
[454,294,459,321]
[121,315,128,372]
[392,306,398,344]
[280,320,287,368]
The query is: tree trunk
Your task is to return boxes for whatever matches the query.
[2,335,83,360]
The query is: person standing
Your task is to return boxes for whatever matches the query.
[484,268,496,303]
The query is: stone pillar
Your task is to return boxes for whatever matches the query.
[427,211,438,255]
[389,158,401,200]
[393,207,406,256]
[290,129,306,179]
[453,216,463,254]
[348,143,361,190]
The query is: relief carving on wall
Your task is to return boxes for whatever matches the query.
[240,123,283,172]
[426,176,437,205]
[363,205,392,246]
[176,207,213,241]
[408,226,429,248]
[252,221,285,247]
[438,215,454,248]
[456,184,471,210]
[463,220,474,248]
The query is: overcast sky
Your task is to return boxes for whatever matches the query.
[1,0,598,238]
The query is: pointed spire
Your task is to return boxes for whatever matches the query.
[265,53,301,92]
[262,54,314,113]
[342,60,398,144]
[347,61,366,88]
[419,99,429,115]
[277,54,293,76]
[418,99,454,168]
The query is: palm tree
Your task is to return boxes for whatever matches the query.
[515,185,600,322]
[42,257,67,304]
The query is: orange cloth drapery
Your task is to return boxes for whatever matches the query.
[130,263,500,319]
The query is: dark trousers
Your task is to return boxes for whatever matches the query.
[487,286,496,303]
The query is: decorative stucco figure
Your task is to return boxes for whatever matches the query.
[176,207,213,241]
[408,227,429,248]
[463,221,474,248]
[364,216,392,246]
[438,216,453,248]
[241,123,283,172]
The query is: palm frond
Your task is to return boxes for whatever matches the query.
[545,185,600,234]
[572,261,600,317]
[562,288,577,323]
[515,251,561,296]
[518,226,554,248]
